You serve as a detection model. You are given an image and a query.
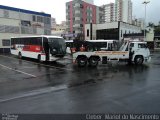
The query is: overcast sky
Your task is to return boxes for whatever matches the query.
[0,0,159,24]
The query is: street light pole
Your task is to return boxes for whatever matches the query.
[142,0,150,41]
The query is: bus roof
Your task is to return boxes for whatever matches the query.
[65,39,119,43]
[65,40,73,42]
[86,40,118,43]
[11,35,63,39]
[130,41,147,44]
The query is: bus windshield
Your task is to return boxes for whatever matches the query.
[48,38,66,56]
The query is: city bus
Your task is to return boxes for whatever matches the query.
[11,35,66,62]
[65,39,119,53]
[85,40,119,51]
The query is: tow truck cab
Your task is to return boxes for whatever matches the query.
[128,41,151,64]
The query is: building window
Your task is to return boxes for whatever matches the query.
[80,4,83,8]
[68,5,70,9]
[81,18,83,21]
[37,16,44,23]
[121,30,123,37]
[21,20,31,26]
[87,29,89,37]
[32,15,36,21]
[2,39,10,46]
[44,17,51,24]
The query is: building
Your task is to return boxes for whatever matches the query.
[154,33,160,49]
[103,0,132,24]
[85,21,141,41]
[154,26,160,49]
[83,0,94,4]
[0,5,51,53]
[51,21,66,37]
[122,0,132,24]
[115,0,132,23]
[66,0,103,40]
[124,27,155,49]
[103,3,114,23]
[51,17,56,30]
[132,18,144,30]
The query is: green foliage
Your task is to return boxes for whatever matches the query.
[154,27,160,34]
[148,22,155,28]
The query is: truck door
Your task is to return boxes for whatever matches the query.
[137,43,149,58]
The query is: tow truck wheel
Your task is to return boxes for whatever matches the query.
[77,57,87,67]
[89,57,99,67]
[134,56,144,65]
[18,52,22,59]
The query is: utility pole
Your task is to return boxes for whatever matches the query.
[142,0,150,41]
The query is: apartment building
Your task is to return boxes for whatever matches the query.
[66,0,104,39]
[103,0,132,24]
[0,5,51,53]
[83,0,94,4]
[103,3,114,23]
[51,21,66,36]
[51,17,56,30]
[132,18,144,29]
[122,0,132,24]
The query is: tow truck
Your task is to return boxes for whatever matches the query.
[72,39,151,67]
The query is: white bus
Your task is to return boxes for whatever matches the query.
[65,39,119,53]
[85,40,119,51]
[11,35,66,62]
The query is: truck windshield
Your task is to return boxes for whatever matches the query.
[119,41,128,51]
[48,38,66,56]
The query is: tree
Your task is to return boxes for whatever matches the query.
[154,26,160,34]
[158,21,160,26]
[148,22,154,28]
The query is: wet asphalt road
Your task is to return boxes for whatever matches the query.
[0,51,160,113]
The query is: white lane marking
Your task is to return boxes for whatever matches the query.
[0,55,73,71]
[0,64,36,78]
[0,85,67,103]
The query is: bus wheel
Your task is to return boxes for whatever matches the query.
[38,55,42,62]
[77,56,87,67]
[18,52,22,59]
[89,57,99,67]
[134,56,144,65]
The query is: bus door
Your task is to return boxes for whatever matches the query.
[43,37,49,61]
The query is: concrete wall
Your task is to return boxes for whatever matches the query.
[85,24,97,40]
[97,22,118,30]
[0,18,20,26]
[146,29,154,42]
